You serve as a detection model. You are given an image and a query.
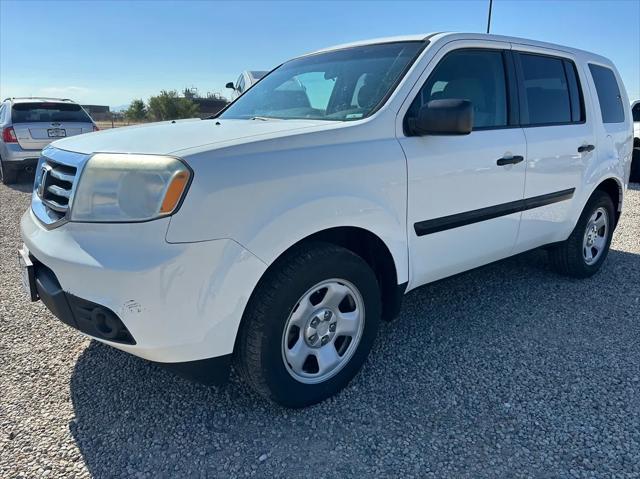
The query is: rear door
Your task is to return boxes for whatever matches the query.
[398,40,527,287]
[510,47,596,254]
[11,102,94,150]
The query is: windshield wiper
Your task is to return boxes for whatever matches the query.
[250,116,279,121]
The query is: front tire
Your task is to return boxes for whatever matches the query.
[548,190,615,278]
[235,242,381,408]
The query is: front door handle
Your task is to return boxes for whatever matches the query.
[578,144,595,153]
[496,155,524,166]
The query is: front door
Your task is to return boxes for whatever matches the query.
[398,42,527,288]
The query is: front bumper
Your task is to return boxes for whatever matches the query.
[30,256,136,344]
[20,209,268,364]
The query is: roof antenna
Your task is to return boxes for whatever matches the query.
[486,0,493,34]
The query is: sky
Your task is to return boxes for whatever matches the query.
[1,0,639,109]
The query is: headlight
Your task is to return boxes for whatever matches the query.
[70,153,191,222]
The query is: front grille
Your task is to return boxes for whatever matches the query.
[32,148,88,228]
[38,159,77,219]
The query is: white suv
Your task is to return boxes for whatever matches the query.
[19,33,633,407]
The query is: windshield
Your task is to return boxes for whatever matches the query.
[220,42,424,121]
[11,102,92,123]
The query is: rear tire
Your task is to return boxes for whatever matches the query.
[630,147,640,183]
[0,159,17,185]
[547,190,615,278]
[235,242,381,408]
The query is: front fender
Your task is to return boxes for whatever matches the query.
[166,130,409,283]
[236,194,409,284]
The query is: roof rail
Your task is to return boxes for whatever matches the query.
[2,96,75,102]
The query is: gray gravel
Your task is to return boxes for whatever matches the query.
[1,177,640,479]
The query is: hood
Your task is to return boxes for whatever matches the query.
[50,118,329,155]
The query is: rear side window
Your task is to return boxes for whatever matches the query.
[11,102,92,123]
[633,103,640,122]
[517,53,581,125]
[407,49,508,129]
[589,64,625,123]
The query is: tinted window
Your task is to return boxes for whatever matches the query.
[408,49,508,128]
[11,103,91,123]
[221,42,423,121]
[633,103,640,122]
[519,54,572,125]
[236,75,245,93]
[589,64,625,123]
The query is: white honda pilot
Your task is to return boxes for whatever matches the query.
[19,33,634,407]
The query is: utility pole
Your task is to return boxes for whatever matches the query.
[486,0,493,34]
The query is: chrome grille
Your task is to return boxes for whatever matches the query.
[38,160,77,215]
[31,148,88,229]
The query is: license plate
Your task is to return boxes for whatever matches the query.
[18,246,38,301]
[47,128,66,138]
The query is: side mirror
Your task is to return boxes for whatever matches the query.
[225,82,236,90]
[409,99,473,136]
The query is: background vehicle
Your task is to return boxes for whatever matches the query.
[225,70,268,99]
[0,98,96,184]
[19,33,633,408]
[632,100,640,181]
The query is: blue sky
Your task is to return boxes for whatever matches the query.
[1,0,638,108]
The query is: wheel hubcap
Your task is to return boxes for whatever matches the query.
[282,279,365,384]
[304,308,337,347]
[582,207,609,265]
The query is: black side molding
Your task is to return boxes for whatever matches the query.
[414,188,575,236]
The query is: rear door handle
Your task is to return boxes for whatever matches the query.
[578,144,595,153]
[496,155,524,166]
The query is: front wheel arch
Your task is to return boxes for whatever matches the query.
[235,226,402,355]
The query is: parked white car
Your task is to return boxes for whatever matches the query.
[19,33,633,407]
[226,70,268,100]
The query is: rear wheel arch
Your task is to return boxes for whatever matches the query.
[593,177,622,226]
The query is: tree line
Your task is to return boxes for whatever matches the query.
[125,90,200,122]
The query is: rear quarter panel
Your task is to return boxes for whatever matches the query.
[578,55,633,217]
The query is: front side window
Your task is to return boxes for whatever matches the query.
[407,49,508,129]
[589,64,625,123]
[519,54,573,125]
[11,102,92,123]
[220,42,424,121]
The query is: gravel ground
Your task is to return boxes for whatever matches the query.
[1,177,639,479]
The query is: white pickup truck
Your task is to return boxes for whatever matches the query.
[19,33,633,407]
